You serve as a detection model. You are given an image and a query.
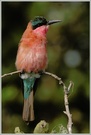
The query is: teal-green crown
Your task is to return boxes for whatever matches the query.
[31,16,48,29]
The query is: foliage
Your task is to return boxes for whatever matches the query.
[33,120,49,133]
[14,127,24,134]
[14,120,68,134]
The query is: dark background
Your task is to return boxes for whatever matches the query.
[2,1,89,133]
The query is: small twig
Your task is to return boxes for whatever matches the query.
[43,71,73,134]
[63,82,73,134]
[1,70,21,78]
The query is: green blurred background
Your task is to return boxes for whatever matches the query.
[2,1,89,133]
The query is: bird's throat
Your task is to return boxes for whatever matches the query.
[33,25,49,36]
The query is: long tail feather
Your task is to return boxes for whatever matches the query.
[22,77,36,122]
[22,90,34,121]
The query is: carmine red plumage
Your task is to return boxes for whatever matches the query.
[15,22,49,73]
[15,17,60,122]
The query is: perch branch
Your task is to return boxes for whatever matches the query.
[1,70,21,78]
[2,70,73,133]
[44,71,64,85]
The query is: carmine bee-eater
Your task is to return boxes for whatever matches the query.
[15,16,61,123]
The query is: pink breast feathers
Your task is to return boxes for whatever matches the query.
[15,39,47,73]
[15,24,49,73]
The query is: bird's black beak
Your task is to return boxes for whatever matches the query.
[47,20,61,25]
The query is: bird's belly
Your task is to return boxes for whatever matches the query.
[16,45,47,73]
[29,48,47,72]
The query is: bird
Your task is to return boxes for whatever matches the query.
[15,16,61,123]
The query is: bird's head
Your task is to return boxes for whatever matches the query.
[31,16,61,29]
[31,16,61,35]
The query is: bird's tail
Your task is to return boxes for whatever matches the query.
[22,76,36,122]
[22,89,34,122]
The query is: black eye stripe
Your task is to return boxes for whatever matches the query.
[31,16,48,30]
